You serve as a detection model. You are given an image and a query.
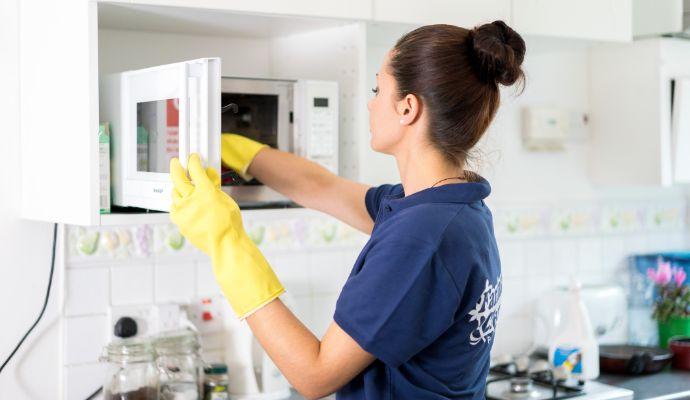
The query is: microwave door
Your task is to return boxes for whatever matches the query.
[672,78,690,183]
[122,58,220,212]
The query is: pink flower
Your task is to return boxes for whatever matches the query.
[648,258,673,286]
[673,268,687,287]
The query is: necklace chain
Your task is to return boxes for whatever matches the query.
[430,172,468,188]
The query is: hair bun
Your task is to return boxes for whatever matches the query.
[468,20,525,86]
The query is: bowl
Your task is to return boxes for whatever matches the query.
[669,336,690,370]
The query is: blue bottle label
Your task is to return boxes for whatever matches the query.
[553,347,582,374]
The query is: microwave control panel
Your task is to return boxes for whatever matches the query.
[294,80,339,175]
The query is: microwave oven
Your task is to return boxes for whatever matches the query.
[100,58,338,211]
[219,77,339,206]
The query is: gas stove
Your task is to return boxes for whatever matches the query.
[485,357,633,400]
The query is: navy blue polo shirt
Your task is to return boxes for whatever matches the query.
[334,177,502,400]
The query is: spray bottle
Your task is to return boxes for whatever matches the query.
[548,278,600,380]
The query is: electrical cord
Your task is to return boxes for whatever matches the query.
[85,386,102,400]
[0,223,58,374]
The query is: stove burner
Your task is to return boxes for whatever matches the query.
[510,377,534,393]
[499,377,541,399]
[486,362,586,400]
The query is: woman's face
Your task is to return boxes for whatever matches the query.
[367,51,405,154]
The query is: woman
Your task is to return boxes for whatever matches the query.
[170,20,525,399]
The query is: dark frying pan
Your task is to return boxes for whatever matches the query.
[599,344,674,375]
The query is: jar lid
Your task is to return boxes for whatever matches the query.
[204,363,228,375]
[154,328,200,354]
[103,337,155,361]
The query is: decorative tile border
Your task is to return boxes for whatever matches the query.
[66,225,153,264]
[66,210,368,265]
[67,198,686,265]
[493,199,686,238]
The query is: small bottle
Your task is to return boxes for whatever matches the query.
[98,122,111,214]
[203,363,230,400]
[548,279,600,380]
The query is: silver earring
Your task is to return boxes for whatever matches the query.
[399,119,404,124]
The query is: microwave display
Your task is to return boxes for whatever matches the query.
[136,98,179,173]
[314,97,329,107]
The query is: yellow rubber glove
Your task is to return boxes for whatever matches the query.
[169,153,285,319]
[221,133,268,181]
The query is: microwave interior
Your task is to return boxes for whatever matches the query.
[220,92,281,187]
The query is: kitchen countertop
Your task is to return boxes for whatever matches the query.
[597,368,690,399]
[287,369,690,400]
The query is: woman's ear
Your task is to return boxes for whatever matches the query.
[396,93,421,125]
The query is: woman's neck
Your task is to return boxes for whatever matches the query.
[394,138,464,197]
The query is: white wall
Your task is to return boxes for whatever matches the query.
[0,0,62,397]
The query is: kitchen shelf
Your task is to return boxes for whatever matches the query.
[99,211,171,226]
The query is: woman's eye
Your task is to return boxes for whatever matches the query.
[371,87,379,95]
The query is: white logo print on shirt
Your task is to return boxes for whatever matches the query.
[468,275,502,346]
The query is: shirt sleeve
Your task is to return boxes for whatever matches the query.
[364,184,403,220]
[333,233,461,367]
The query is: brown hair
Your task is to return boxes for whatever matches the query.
[390,21,526,167]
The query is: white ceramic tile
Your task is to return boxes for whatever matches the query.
[577,237,602,272]
[110,263,154,306]
[500,277,528,318]
[196,260,222,297]
[64,315,108,365]
[492,315,534,357]
[647,232,685,252]
[155,261,196,303]
[286,294,314,331]
[550,239,578,274]
[266,252,311,297]
[524,241,552,275]
[603,236,628,271]
[64,267,109,317]
[311,294,338,339]
[524,274,554,310]
[309,251,350,295]
[625,234,649,254]
[64,362,107,400]
[497,240,526,277]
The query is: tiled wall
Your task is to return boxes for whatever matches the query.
[60,200,688,399]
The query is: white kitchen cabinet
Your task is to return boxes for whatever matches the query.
[19,1,369,225]
[513,0,683,42]
[588,38,690,186]
[107,0,373,20]
[373,0,512,27]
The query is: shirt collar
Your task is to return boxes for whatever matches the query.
[383,175,491,212]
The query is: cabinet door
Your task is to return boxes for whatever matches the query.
[20,0,98,225]
[373,0,511,27]
[513,0,633,41]
[122,0,373,20]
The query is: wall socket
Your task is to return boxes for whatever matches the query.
[108,303,190,340]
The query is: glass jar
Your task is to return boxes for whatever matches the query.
[154,329,203,400]
[101,338,159,400]
[203,363,229,400]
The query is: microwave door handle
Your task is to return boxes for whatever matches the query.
[178,66,190,169]
[188,76,200,160]
[198,62,209,167]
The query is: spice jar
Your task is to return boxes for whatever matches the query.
[154,329,203,400]
[101,338,159,400]
[203,363,229,400]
